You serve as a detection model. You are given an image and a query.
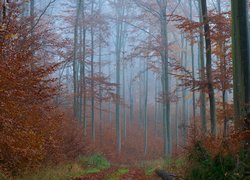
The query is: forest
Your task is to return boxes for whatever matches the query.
[0,0,249,179]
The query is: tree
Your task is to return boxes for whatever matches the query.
[201,0,217,136]
[231,0,250,131]
[197,0,207,133]
[73,0,82,119]
[114,0,126,153]
[157,0,172,157]
[0,4,74,174]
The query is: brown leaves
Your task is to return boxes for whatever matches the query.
[0,5,84,176]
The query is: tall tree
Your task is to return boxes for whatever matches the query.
[156,0,171,157]
[189,0,196,120]
[197,0,207,133]
[144,60,149,155]
[80,0,87,136]
[129,60,134,124]
[231,0,250,130]
[90,0,95,141]
[114,0,126,153]
[201,0,217,136]
[73,0,82,119]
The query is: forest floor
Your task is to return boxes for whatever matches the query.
[18,153,185,180]
[16,114,185,180]
[74,166,158,180]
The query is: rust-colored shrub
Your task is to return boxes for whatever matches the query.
[0,4,84,175]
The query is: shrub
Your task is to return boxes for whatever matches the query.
[185,141,249,180]
[78,154,110,170]
[0,4,85,175]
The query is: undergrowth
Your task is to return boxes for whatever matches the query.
[18,154,110,180]
[78,154,110,170]
[185,141,250,180]
[104,168,129,180]
[139,157,186,176]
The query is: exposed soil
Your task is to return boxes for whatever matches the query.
[74,167,159,180]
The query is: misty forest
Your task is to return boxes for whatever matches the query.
[0,0,250,179]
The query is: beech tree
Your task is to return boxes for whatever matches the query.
[201,0,217,136]
[231,0,250,131]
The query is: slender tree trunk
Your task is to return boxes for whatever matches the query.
[78,17,83,123]
[190,0,196,121]
[157,0,171,157]
[30,0,35,17]
[182,38,188,144]
[154,76,158,136]
[98,0,103,145]
[175,81,179,152]
[197,0,207,133]
[201,0,217,136]
[109,62,112,123]
[129,62,134,125]
[90,0,95,141]
[0,0,5,22]
[122,58,126,139]
[115,0,125,153]
[82,0,87,137]
[73,0,81,119]
[217,0,221,13]
[122,35,127,139]
[144,60,149,155]
[139,59,143,128]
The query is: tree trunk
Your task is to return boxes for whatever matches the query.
[144,60,148,155]
[190,0,196,121]
[157,0,171,157]
[73,0,81,119]
[90,0,95,142]
[201,0,217,136]
[129,62,134,125]
[198,0,207,133]
[115,0,125,153]
[231,0,250,130]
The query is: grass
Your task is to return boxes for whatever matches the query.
[78,154,110,170]
[18,154,110,180]
[139,157,186,176]
[104,168,129,180]
[0,172,7,180]
[18,163,100,180]
[16,155,186,179]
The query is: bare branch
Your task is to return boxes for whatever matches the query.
[29,0,57,33]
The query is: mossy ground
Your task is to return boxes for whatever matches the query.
[15,154,186,180]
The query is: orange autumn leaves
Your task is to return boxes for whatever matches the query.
[0,7,84,175]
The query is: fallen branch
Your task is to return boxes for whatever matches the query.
[155,169,184,180]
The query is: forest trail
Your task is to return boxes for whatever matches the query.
[74,166,159,180]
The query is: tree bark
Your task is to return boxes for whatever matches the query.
[201,0,217,136]
[231,0,250,130]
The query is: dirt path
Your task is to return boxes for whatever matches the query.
[74,167,159,180]
[121,168,158,180]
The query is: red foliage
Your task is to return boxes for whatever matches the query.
[0,5,85,175]
[170,11,233,93]
[184,123,249,159]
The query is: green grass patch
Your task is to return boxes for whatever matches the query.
[78,154,110,170]
[18,163,101,180]
[145,166,156,176]
[104,168,129,180]
[18,154,110,180]
[0,172,7,180]
[81,168,100,174]
[17,154,110,180]
[18,163,80,180]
